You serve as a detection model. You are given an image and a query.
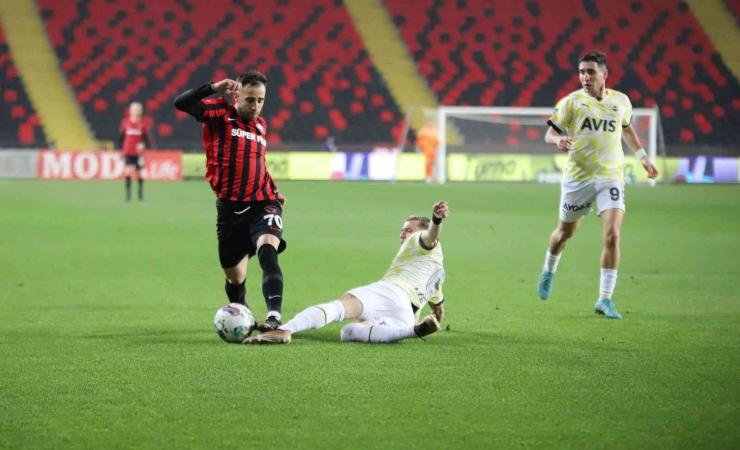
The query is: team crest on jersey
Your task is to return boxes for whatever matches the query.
[612,105,618,112]
[256,123,264,134]
[264,205,278,214]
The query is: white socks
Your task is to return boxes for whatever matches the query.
[544,251,562,273]
[340,323,417,343]
[599,269,618,300]
[280,300,345,334]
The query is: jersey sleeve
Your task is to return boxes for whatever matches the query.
[174,83,228,122]
[547,96,573,134]
[622,96,633,127]
[427,285,444,307]
[412,231,436,255]
[198,98,230,122]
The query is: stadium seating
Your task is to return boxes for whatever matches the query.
[0,26,47,148]
[386,0,740,147]
[37,0,405,149]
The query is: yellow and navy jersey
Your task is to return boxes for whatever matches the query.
[381,231,445,311]
[547,89,633,183]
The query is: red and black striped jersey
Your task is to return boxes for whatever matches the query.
[119,118,150,156]
[199,98,278,202]
[175,84,279,202]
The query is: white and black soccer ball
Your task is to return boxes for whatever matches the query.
[214,303,257,343]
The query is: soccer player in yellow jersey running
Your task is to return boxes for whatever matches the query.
[243,201,449,344]
[537,50,659,319]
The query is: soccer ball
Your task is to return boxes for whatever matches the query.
[214,303,257,343]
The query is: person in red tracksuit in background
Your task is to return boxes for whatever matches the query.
[119,102,151,202]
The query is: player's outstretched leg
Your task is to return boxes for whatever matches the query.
[243,300,346,345]
[340,315,440,344]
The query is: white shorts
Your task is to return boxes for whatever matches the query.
[559,179,625,223]
[346,281,415,329]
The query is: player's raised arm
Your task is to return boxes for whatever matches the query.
[174,84,214,117]
[420,200,449,249]
[174,79,240,120]
[623,124,659,179]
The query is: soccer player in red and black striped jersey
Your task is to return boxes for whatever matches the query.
[175,71,287,331]
[119,102,151,201]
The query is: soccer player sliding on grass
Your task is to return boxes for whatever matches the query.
[244,201,450,345]
[537,50,659,319]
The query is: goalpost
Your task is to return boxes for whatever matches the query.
[434,106,663,185]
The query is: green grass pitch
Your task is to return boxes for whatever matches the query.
[0,180,738,449]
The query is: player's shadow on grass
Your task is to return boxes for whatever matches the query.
[291,328,501,345]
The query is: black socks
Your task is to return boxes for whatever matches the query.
[258,245,283,315]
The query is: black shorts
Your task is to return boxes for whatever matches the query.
[216,198,286,268]
[124,155,142,169]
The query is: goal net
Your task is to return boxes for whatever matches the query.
[433,106,664,185]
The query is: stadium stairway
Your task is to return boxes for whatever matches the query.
[0,0,95,149]
[686,0,740,79]
[344,0,439,135]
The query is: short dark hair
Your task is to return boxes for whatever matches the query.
[405,215,431,229]
[579,50,607,69]
[236,70,267,87]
